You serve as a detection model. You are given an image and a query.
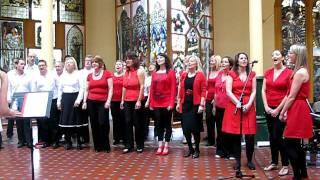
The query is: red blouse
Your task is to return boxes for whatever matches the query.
[149,69,176,108]
[178,71,206,112]
[87,70,112,101]
[123,69,141,101]
[264,67,292,107]
[206,72,217,101]
[214,71,228,108]
[112,75,123,102]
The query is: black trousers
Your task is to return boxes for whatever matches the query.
[16,119,31,145]
[37,99,59,144]
[184,130,201,152]
[79,103,90,143]
[153,108,172,142]
[87,100,110,151]
[6,119,15,138]
[124,101,144,149]
[266,111,289,166]
[111,101,125,142]
[231,134,255,163]
[215,107,228,156]
[285,138,308,179]
[205,101,216,145]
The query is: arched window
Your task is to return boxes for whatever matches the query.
[66,25,83,68]
[275,0,320,101]
[116,0,213,74]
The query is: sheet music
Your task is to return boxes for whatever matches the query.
[22,92,49,117]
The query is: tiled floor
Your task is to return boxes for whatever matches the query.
[0,126,320,179]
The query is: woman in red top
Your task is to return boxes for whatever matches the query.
[205,55,220,147]
[177,55,206,159]
[111,60,125,145]
[121,51,145,153]
[262,50,292,175]
[222,52,257,170]
[214,56,234,159]
[82,56,113,152]
[147,53,176,155]
[280,44,313,179]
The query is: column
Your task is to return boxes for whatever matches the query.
[249,0,263,76]
[41,0,54,69]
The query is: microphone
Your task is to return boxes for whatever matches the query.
[250,60,258,64]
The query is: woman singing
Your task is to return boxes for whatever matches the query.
[262,50,292,176]
[121,51,145,153]
[82,56,113,152]
[222,52,257,170]
[280,44,313,179]
[177,55,206,159]
[147,53,176,155]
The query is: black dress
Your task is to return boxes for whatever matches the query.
[182,76,203,133]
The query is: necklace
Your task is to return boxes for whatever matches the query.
[94,70,101,76]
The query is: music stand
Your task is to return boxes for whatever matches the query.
[11,91,53,180]
[219,62,256,180]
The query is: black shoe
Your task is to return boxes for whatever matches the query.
[0,145,3,149]
[105,149,111,153]
[192,151,200,159]
[136,148,143,153]
[42,143,49,148]
[76,144,82,150]
[27,143,33,149]
[122,148,133,154]
[247,162,256,170]
[184,150,194,157]
[17,143,24,148]
[64,143,72,150]
[52,143,59,149]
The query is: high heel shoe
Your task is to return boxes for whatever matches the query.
[184,149,194,157]
[156,146,164,155]
[161,146,169,156]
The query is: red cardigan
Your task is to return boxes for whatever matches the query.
[178,71,206,112]
[149,69,176,108]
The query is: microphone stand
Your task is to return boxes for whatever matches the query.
[220,61,256,180]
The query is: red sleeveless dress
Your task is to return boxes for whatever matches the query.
[284,80,313,139]
[222,70,256,135]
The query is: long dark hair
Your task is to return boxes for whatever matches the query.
[125,51,140,70]
[156,53,172,72]
[233,52,249,75]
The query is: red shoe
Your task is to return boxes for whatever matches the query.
[155,146,164,155]
[161,146,169,156]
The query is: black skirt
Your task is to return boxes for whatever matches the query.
[59,92,88,127]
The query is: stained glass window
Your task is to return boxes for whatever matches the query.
[281,0,306,55]
[115,0,213,68]
[31,0,58,21]
[116,5,131,60]
[132,1,148,58]
[0,21,24,72]
[0,0,29,19]
[60,0,83,24]
[150,0,167,62]
[35,22,56,47]
[66,25,84,68]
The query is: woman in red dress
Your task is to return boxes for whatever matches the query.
[222,52,257,170]
[121,51,145,153]
[177,55,206,159]
[82,56,113,152]
[205,55,220,147]
[262,50,292,175]
[111,60,125,145]
[280,44,313,179]
[147,53,176,155]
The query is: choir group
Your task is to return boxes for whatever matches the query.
[0,44,314,179]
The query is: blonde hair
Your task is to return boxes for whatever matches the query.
[289,44,308,75]
[210,55,221,71]
[187,55,203,73]
[64,57,78,71]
